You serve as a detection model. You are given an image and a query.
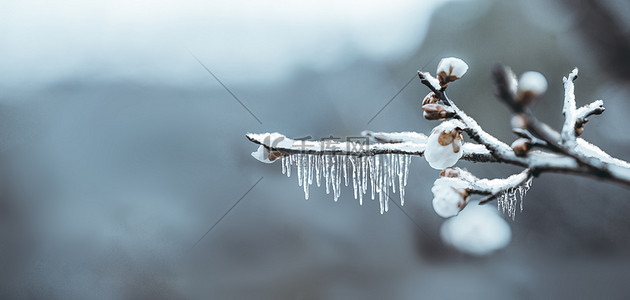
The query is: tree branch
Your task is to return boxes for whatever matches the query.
[246,132,497,162]
[246,58,630,218]
[575,100,605,130]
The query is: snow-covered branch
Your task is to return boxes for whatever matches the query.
[246,132,496,162]
[246,57,630,221]
[575,99,605,135]
[561,68,579,145]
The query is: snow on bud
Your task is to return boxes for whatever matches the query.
[440,167,460,178]
[251,145,281,163]
[424,120,465,170]
[431,177,469,218]
[511,138,532,157]
[517,71,547,105]
[436,57,468,87]
[422,92,439,106]
[422,103,454,121]
[440,203,511,255]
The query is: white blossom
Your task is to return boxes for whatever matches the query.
[436,57,468,85]
[424,120,465,170]
[440,203,512,255]
[518,71,547,96]
[431,177,469,218]
[251,145,274,163]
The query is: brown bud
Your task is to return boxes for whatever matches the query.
[423,103,454,121]
[437,129,463,150]
[440,167,460,178]
[511,138,532,157]
[268,150,283,161]
[437,130,455,146]
[574,124,584,137]
[437,71,460,88]
[422,92,439,105]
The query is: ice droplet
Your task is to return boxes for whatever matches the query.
[281,153,412,214]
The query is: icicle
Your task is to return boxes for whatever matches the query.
[357,157,366,205]
[397,154,405,205]
[403,155,410,187]
[361,156,368,195]
[369,156,376,200]
[286,154,292,177]
[379,155,386,213]
[343,156,348,187]
[350,156,358,200]
[315,155,321,187]
[307,155,313,185]
[281,156,286,175]
[331,155,338,201]
[297,154,303,187]
[324,155,331,194]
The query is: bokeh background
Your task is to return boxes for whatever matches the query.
[1,0,630,298]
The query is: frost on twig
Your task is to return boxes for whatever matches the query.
[575,100,605,136]
[561,68,579,145]
[247,57,630,222]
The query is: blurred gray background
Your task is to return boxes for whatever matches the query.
[1,0,630,298]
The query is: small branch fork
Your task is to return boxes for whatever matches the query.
[247,62,630,205]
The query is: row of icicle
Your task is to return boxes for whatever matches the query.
[281,153,412,214]
[498,177,533,219]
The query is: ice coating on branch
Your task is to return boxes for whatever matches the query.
[436,57,468,85]
[440,203,511,255]
[519,71,547,95]
[431,177,469,218]
[279,153,412,214]
[251,145,274,163]
[424,120,465,170]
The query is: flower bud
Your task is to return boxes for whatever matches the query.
[574,124,584,137]
[251,145,281,163]
[431,177,469,218]
[422,92,439,106]
[510,113,527,129]
[440,167,460,178]
[424,120,465,170]
[511,138,532,157]
[516,71,547,106]
[436,57,469,87]
[268,150,283,161]
[422,103,454,120]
